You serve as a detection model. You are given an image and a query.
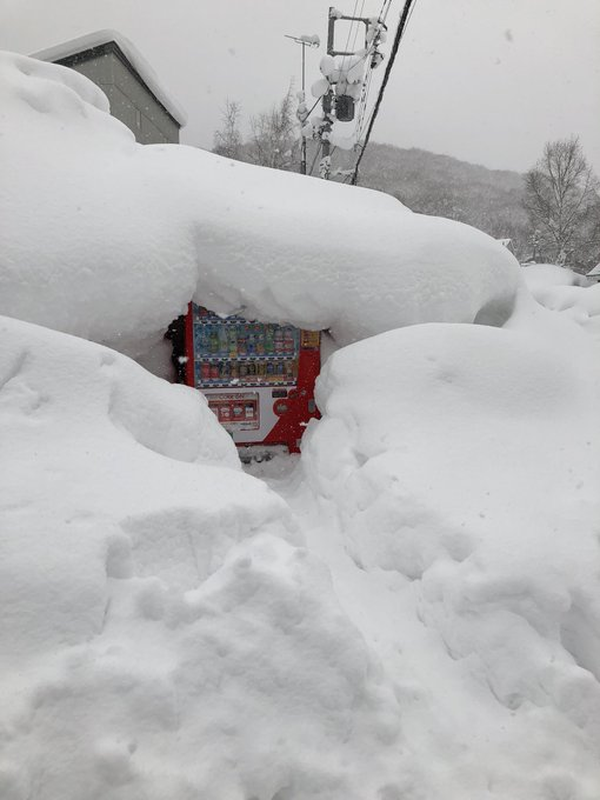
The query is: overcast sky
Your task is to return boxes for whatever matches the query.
[1,0,599,174]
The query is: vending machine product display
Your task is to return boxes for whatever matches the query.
[184,304,321,453]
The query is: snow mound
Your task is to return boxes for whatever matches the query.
[0,316,422,799]
[0,50,521,365]
[522,265,600,338]
[522,263,590,292]
[298,308,600,797]
[0,315,293,664]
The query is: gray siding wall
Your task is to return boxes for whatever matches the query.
[67,51,179,145]
[67,53,112,96]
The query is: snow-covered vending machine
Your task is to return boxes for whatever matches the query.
[184,304,321,454]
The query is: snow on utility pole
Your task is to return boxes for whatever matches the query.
[313,7,386,180]
[285,33,320,175]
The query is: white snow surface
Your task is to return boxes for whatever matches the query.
[0,315,415,800]
[522,265,600,340]
[0,51,521,367]
[2,50,600,800]
[298,296,600,798]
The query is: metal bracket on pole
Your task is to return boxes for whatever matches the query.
[327,7,371,56]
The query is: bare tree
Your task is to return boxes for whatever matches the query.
[523,137,600,271]
[246,90,299,171]
[212,99,243,160]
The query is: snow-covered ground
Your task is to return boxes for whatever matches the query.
[2,51,600,800]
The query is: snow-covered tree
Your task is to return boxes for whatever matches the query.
[246,90,299,171]
[523,137,600,271]
[212,99,243,160]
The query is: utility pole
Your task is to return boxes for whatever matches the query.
[319,7,373,179]
[284,33,320,175]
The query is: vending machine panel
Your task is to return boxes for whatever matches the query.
[185,304,320,453]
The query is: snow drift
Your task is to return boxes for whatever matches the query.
[0,315,417,800]
[0,50,521,365]
[296,299,600,798]
[522,265,600,339]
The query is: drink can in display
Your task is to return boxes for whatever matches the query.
[256,325,265,355]
[283,327,295,354]
[247,327,256,356]
[201,362,211,382]
[228,327,237,357]
[218,326,228,355]
[274,328,284,354]
[265,325,274,354]
[237,325,247,355]
[210,363,220,380]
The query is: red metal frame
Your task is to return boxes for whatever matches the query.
[184,304,320,454]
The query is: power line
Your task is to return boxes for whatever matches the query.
[350,0,367,51]
[350,0,418,186]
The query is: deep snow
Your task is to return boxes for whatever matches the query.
[2,50,600,800]
[0,50,521,372]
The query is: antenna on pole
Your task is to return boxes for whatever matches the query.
[284,33,320,175]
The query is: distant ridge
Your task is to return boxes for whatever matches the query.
[336,142,529,258]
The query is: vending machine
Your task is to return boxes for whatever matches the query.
[184,304,321,454]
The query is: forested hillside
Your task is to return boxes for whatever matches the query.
[334,143,530,259]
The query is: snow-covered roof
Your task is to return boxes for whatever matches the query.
[586,263,600,277]
[31,29,187,127]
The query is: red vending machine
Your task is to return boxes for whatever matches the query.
[184,304,321,455]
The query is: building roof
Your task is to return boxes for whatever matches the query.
[586,263,600,277]
[32,29,187,127]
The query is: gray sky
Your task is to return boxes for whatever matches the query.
[1,0,599,173]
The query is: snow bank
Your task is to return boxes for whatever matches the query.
[0,50,521,366]
[522,263,590,292]
[0,316,420,799]
[298,302,600,797]
[522,265,600,338]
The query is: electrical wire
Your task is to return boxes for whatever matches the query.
[379,0,394,25]
[356,63,374,139]
[343,0,360,55]
[350,0,366,52]
[345,0,390,168]
[350,0,418,186]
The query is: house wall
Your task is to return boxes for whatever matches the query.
[58,48,180,145]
